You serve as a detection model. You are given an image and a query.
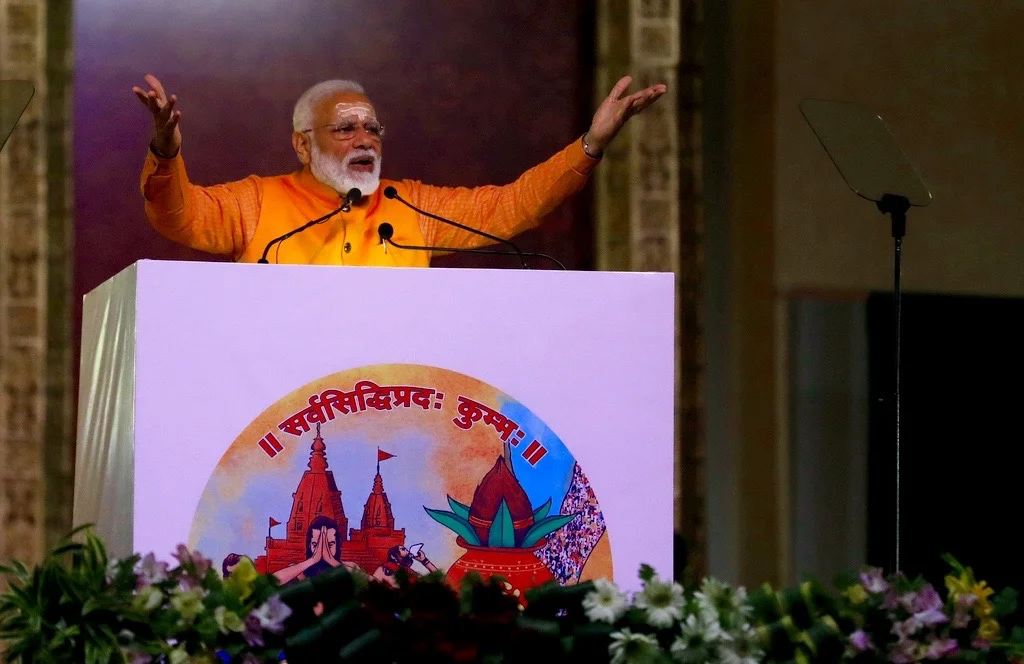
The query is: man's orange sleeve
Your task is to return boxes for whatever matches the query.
[404,138,599,250]
[140,151,262,258]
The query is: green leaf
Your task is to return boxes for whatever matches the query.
[941,552,965,574]
[50,542,87,564]
[338,627,382,659]
[80,597,102,617]
[423,508,481,546]
[639,564,656,583]
[521,514,577,548]
[516,616,561,637]
[487,500,515,548]
[532,498,552,521]
[993,587,1019,617]
[447,495,471,520]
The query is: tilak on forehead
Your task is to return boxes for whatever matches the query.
[327,101,377,121]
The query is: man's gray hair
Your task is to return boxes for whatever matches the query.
[292,80,367,132]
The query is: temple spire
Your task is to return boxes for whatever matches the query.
[307,422,328,472]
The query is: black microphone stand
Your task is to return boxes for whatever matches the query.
[257,205,345,264]
[377,223,566,270]
[384,187,529,268]
[258,188,361,264]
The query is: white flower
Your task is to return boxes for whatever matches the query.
[168,647,189,664]
[670,613,725,663]
[252,595,293,634]
[609,628,661,664]
[718,644,761,664]
[132,586,164,612]
[718,624,764,664]
[696,577,750,626]
[135,553,169,587]
[105,557,122,584]
[634,576,686,628]
[582,579,630,624]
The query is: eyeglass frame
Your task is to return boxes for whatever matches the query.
[300,119,386,141]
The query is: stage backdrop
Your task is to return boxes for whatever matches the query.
[73,0,595,374]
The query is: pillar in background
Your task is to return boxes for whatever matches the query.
[0,0,74,565]
[595,0,707,576]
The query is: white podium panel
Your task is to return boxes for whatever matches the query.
[75,261,674,592]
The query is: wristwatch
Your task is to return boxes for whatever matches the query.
[582,134,602,160]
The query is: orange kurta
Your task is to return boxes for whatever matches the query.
[140,139,598,266]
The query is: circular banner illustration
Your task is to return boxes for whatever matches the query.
[189,364,612,599]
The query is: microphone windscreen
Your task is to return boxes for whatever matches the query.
[383,186,398,199]
[377,222,394,241]
[347,188,362,202]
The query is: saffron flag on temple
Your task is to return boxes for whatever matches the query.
[378,449,396,462]
[269,517,280,528]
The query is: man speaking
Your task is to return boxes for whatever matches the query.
[134,75,665,266]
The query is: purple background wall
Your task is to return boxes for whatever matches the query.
[74,0,595,359]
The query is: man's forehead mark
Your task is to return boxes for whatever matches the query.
[328,102,376,120]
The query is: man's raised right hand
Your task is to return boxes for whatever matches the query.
[132,74,181,157]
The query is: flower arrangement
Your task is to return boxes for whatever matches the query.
[581,565,761,664]
[748,554,1024,663]
[4,527,1024,663]
[0,526,291,663]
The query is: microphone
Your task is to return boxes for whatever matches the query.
[258,188,361,264]
[376,223,567,270]
[340,187,362,213]
[383,186,530,268]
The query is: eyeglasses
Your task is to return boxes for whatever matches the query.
[302,119,385,141]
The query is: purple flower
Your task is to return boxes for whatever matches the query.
[892,618,916,640]
[971,638,991,651]
[243,613,264,648]
[125,650,151,664]
[914,608,949,628]
[956,593,977,609]
[171,544,212,577]
[850,629,874,652]
[252,595,292,634]
[913,585,943,613]
[135,553,169,588]
[925,637,958,659]
[899,591,919,613]
[889,638,918,664]
[909,585,948,628]
[860,568,890,594]
[952,593,976,629]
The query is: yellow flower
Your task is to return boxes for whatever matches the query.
[844,584,868,605]
[170,589,206,623]
[979,617,1000,641]
[946,570,995,618]
[214,606,245,634]
[224,557,258,601]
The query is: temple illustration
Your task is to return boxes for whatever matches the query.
[254,424,405,574]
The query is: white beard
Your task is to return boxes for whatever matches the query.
[310,143,381,196]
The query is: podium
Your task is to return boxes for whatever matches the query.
[73,261,674,592]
